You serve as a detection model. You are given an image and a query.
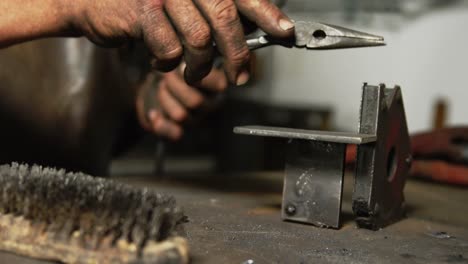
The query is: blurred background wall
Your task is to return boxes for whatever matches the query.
[243,0,468,133]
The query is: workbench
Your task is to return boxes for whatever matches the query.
[1,170,467,264]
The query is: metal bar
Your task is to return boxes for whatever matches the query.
[234,126,376,144]
[353,84,410,230]
[282,140,346,228]
[232,83,410,230]
[353,84,383,218]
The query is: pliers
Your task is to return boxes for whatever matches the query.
[246,21,385,50]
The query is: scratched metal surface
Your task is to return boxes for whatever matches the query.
[1,172,468,264]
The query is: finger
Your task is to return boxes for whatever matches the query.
[177,62,228,92]
[136,73,161,132]
[239,14,258,35]
[158,82,188,122]
[411,160,468,186]
[136,92,153,131]
[194,0,251,86]
[198,67,229,92]
[235,0,295,37]
[141,2,183,72]
[164,72,205,109]
[149,110,183,141]
[165,0,214,84]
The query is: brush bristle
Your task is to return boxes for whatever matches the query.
[0,163,189,264]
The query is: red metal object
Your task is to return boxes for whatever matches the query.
[410,127,468,186]
[411,160,468,186]
[347,127,468,186]
[346,145,357,165]
[411,127,468,162]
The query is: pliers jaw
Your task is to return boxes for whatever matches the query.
[245,21,386,50]
[295,21,386,49]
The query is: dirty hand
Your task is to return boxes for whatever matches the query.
[72,0,293,85]
[136,65,228,140]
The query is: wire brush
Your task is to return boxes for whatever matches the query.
[0,163,189,264]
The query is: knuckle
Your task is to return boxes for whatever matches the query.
[154,121,166,132]
[172,109,187,122]
[152,113,165,130]
[186,24,211,49]
[261,3,279,18]
[237,0,278,15]
[153,49,183,72]
[212,0,239,26]
[187,95,204,109]
[157,45,183,62]
[218,79,228,91]
[141,0,164,15]
[227,46,250,66]
[157,85,166,99]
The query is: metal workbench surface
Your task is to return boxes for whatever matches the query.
[1,171,468,264]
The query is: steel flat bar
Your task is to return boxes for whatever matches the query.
[234,126,376,145]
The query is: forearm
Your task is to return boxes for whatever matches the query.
[0,0,76,48]
[0,0,294,85]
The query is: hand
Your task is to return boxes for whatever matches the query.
[136,64,228,140]
[72,0,294,85]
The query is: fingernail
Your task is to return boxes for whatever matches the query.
[279,19,295,31]
[236,71,250,86]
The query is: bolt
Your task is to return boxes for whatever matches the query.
[285,204,297,216]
